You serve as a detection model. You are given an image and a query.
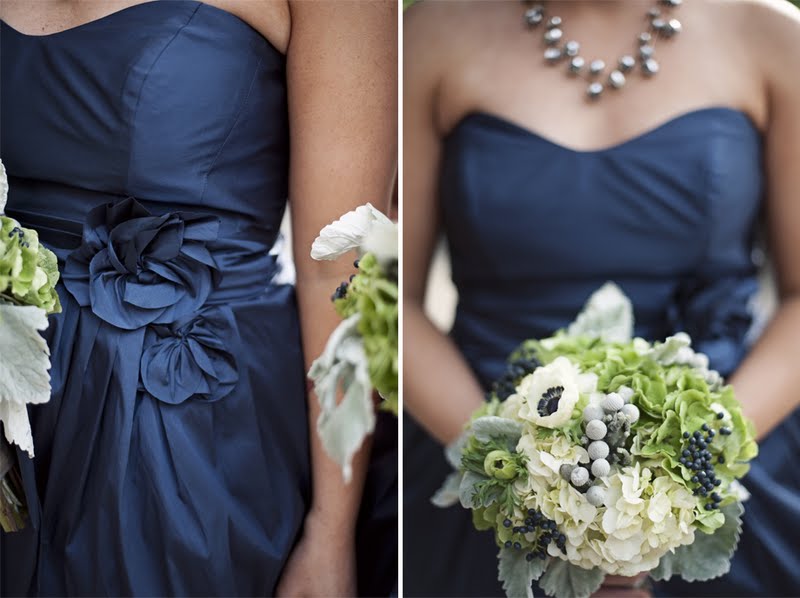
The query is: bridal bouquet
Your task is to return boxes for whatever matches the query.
[308,204,398,480]
[434,283,758,598]
[0,160,62,531]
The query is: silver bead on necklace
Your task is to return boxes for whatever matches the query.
[523,0,683,101]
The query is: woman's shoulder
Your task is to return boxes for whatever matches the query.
[405,1,513,61]
[713,0,800,52]
[725,1,800,95]
[204,0,290,53]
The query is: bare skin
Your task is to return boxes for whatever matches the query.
[405,0,800,594]
[1,1,398,596]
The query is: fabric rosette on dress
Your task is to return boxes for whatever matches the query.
[63,197,221,330]
[61,197,242,406]
[140,306,239,405]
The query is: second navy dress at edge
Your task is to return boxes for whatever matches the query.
[0,2,396,595]
[403,108,800,597]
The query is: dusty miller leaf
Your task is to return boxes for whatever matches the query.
[471,416,523,444]
[0,303,51,457]
[431,471,462,508]
[651,501,744,582]
[458,471,487,509]
[498,548,547,598]
[445,430,469,469]
[0,160,7,214]
[539,559,604,598]
[566,282,633,343]
[310,314,375,482]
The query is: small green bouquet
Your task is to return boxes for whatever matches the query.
[0,159,62,531]
[308,204,398,481]
[435,283,757,598]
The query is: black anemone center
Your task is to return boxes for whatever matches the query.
[494,459,505,469]
[538,386,564,417]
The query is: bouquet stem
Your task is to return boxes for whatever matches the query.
[0,438,28,532]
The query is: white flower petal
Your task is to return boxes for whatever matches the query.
[517,357,583,429]
[310,203,393,261]
[362,218,398,264]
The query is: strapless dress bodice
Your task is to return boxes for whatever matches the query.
[440,108,763,384]
[2,1,288,265]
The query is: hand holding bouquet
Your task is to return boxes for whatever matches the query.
[435,283,757,598]
[308,204,398,481]
[0,159,62,531]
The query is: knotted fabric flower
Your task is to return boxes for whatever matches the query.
[64,198,220,329]
[140,306,239,404]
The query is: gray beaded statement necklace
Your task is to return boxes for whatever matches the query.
[523,0,683,101]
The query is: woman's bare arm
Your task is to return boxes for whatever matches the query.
[277,1,396,595]
[403,5,485,446]
[729,0,800,439]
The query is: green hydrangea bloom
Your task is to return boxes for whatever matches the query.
[0,216,61,314]
[504,333,757,533]
[334,252,398,414]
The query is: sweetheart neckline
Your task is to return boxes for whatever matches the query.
[451,107,761,155]
[0,1,281,54]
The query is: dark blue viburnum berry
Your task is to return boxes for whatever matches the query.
[514,542,522,550]
[505,541,512,548]
[526,553,535,562]
[503,519,512,528]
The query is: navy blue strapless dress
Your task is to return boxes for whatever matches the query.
[404,108,800,597]
[0,3,395,596]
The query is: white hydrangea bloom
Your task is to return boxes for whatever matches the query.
[514,357,596,428]
[518,442,698,576]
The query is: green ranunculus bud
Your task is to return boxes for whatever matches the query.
[0,216,61,314]
[484,449,518,480]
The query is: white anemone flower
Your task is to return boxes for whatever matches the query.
[362,217,398,264]
[516,357,595,428]
[308,314,375,483]
[310,203,394,261]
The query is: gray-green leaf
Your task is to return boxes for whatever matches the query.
[651,501,743,582]
[498,548,548,598]
[0,303,51,457]
[472,416,523,444]
[445,430,469,469]
[538,559,604,598]
[431,471,463,508]
[459,471,487,509]
[566,282,633,343]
